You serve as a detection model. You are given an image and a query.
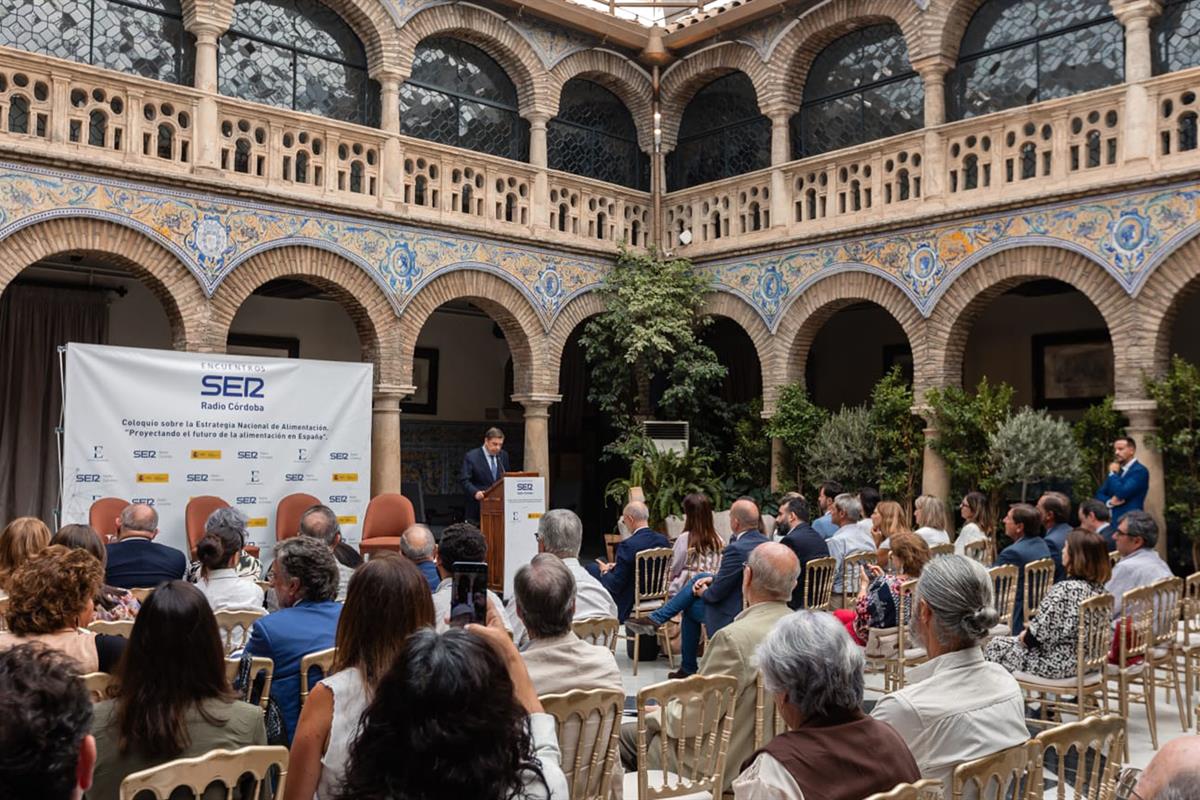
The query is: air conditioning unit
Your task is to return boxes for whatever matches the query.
[643,420,689,454]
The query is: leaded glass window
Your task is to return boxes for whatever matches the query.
[1,0,193,84]
[548,78,647,190]
[219,0,378,125]
[666,72,769,191]
[400,37,529,161]
[792,24,923,159]
[1155,0,1200,74]
[948,0,1123,120]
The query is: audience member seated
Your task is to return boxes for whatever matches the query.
[591,501,669,622]
[0,545,124,672]
[400,524,441,591]
[1107,510,1173,617]
[871,555,1028,785]
[778,496,828,610]
[624,543,799,795]
[834,532,930,645]
[194,508,265,612]
[90,581,266,799]
[104,504,186,590]
[186,508,263,584]
[1134,736,1200,800]
[507,510,617,647]
[1038,491,1073,579]
[0,515,51,594]
[667,493,724,597]
[872,499,912,554]
[857,487,881,540]
[334,624,570,800]
[954,492,992,557]
[245,536,343,744]
[51,524,140,621]
[733,610,920,800]
[811,481,843,539]
[299,505,360,602]
[1078,497,1116,551]
[827,494,876,596]
[432,522,511,633]
[286,555,435,800]
[772,491,802,540]
[0,644,96,800]
[911,494,951,547]
[627,499,766,678]
[986,529,1111,678]
[995,503,1052,636]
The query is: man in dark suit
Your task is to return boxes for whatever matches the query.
[1079,498,1116,551]
[778,496,829,610]
[995,503,1052,637]
[104,503,187,589]
[1036,491,1070,580]
[591,501,669,622]
[1095,435,1150,526]
[459,427,510,523]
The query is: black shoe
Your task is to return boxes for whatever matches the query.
[667,669,695,680]
[625,616,660,635]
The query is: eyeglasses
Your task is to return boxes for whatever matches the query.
[1115,766,1145,800]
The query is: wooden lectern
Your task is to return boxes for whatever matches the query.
[479,472,538,593]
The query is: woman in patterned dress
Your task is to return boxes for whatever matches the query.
[984,529,1111,679]
[835,532,930,645]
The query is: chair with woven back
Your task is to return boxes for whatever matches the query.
[539,688,624,800]
[117,745,289,799]
[884,577,925,691]
[299,646,337,707]
[1032,713,1125,800]
[1014,593,1112,727]
[82,671,118,702]
[1146,576,1187,731]
[213,608,266,656]
[573,616,620,652]
[1107,584,1157,758]
[627,547,673,675]
[1181,571,1200,730]
[1023,558,1056,628]
[801,556,836,611]
[988,564,1018,639]
[949,739,1040,800]
[752,671,786,750]
[625,673,738,800]
[838,550,876,609]
[226,656,275,712]
[88,619,134,638]
[862,780,944,800]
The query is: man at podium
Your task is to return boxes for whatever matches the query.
[460,426,510,523]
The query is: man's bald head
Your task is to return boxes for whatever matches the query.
[118,504,158,537]
[745,542,799,603]
[623,501,649,526]
[730,499,760,533]
[1136,736,1200,799]
[400,524,436,562]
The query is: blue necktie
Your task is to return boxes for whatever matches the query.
[489,454,497,481]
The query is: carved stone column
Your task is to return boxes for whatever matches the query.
[370,385,412,497]
[1115,399,1168,557]
[378,74,404,204]
[912,56,954,200]
[914,404,951,501]
[512,393,560,491]
[192,24,222,172]
[764,105,795,230]
[528,112,551,233]
[1114,0,1164,165]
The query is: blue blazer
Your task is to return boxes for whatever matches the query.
[995,535,1052,637]
[1095,461,1149,525]
[704,530,769,635]
[780,523,830,611]
[244,599,342,744]
[601,527,669,621]
[459,447,510,521]
[104,538,187,590]
[416,559,441,592]
[1044,523,1071,581]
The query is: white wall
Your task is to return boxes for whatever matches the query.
[410,310,515,422]
[229,295,361,361]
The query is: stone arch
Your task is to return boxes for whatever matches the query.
[659,42,772,153]
[399,269,549,396]
[700,290,775,400]
[545,290,605,395]
[767,0,928,108]
[924,0,1005,62]
[1135,234,1200,383]
[924,245,1136,397]
[208,245,401,386]
[547,49,655,153]
[396,3,553,117]
[0,217,207,351]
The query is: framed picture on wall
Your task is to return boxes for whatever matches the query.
[227,334,299,359]
[402,348,439,415]
[1033,330,1114,410]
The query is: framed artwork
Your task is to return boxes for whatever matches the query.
[1033,330,1114,410]
[402,347,440,415]
[226,333,299,359]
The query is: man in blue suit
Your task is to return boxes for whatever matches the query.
[995,503,1051,637]
[104,503,187,589]
[459,427,510,522]
[1095,435,1150,526]
[591,501,669,622]
[1037,491,1070,580]
[777,496,829,610]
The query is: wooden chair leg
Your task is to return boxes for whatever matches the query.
[631,629,640,677]
[1147,668,1159,750]
[1169,657,1188,731]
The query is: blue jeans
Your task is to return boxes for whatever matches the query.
[649,573,711,674]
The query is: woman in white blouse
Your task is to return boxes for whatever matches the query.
[912,494,952,548]
[194,508,264,612]
[954,491,993,558]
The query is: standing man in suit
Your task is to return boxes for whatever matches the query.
[1095,435,1149,526]
[778,496,829,610]
[591,501,668,622]
[995,503,1052,637]
[459,427,510,523]
[104,503,187,589]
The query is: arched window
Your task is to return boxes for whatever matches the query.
[666,72,770,191]
[1,0,193,84]
[792,24,923,159]
[219,0,377,125]
[949,0,1123,120]
[548,78,648,190]
[1155,0,1200,74]
[400,37,529,161]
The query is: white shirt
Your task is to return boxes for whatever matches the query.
[196,568,264,612]
[827,523,876,593]
[433,578,512,633]
[1105,546,1173,616]
[317,667,368,800]
[507,557,619,648]
[915,527,951,547]
[733,753,804,800]
[335,561,355,603]
[954,522,987,556]
[871,647,1028,785]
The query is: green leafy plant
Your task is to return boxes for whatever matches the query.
[603,444,726,530]
[988,408,1083,502]
[722,397,772,495]
[808,406,880,490]
[870,367,925,512]
[763,382,829,492]
[1072,396,1127,498]
[925,377,1015,503]
[1146,356,1200,569]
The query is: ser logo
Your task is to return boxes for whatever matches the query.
[236,496,258,504]
[285,473,305,482]
[133,450,157,459]
[130,498,156,506]
[330,452,350,460]
[200,375,266,398]
[329,495,349,503]
[516,482,534,492]
[237,451,259,459]
[186,474,209,482]
[75,473,102,483]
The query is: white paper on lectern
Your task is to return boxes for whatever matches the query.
[502,476,545,596]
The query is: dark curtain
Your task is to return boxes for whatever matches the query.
[0,285,109,526]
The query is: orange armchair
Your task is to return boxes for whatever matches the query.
[185,495,230,558]
[359,493,417,558]
[88,497,129,542]
[275,493,321,543]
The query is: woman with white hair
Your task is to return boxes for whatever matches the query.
[186,506,263,583]
[871,555,1028,785]
[732,611,920,800]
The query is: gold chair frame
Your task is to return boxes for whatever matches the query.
[949,739,1040,800]
[989,564,1019,639]
[1147,576,1187,731]
[862,779,944,800]
[1015,593,1112,727]
[82,671,117,702]
[884,577,925,691]
[213,608,266,656]
[802,556,836,611]
[299,646,336,706]
[963,539,991,567]
[1108,585,1156,759]
[1033,713,1125,800]
[87,619,134,638]
[540,688,624,800]
[930,543,956,557]
[838,550,876,609]
[752,671,787,750]
[573,616,620,652]
[118,745,288,799]
[128,587,155,602]
[1023,558,1056,628]
[626,547,673,675]
[226,656,275,712]
[1181,571,1200,731]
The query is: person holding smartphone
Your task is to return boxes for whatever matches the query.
[431,524,510,634]
[833,533,930,645]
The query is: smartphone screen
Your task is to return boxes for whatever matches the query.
[450,561,489,627]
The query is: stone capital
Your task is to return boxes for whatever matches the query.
[760,101,800,122]
[374,384,417,403]
[183,0,234,36]
[1110,0,1163,24]
[512,393,561,415]
[911,55,956,80]
[1113,398,1158,429]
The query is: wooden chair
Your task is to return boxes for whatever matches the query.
[1014,593,1112,727]
[226,656,275,711]
[801,556,836,611]
[82,671,117,702]
[299,646,336,706]
[1146,576,1187,730]
[949,739,1040,800]
[1107,585,1157,758]
[626,547,673,675]
[573,617,620,652]
[988,564,1018,639]
[884,578,925,691]
[213,608,266,656]
[838,550,875,609]
[1033,713,1125,800]
[963,539,990,566]
[87,619,134,638]
[1180,571,1200,730]
[862,780,944,800]
[604,533,621,564]
[1023,558,1056,627]
[540,688,623,800]
[0,595,8,632]
[930,542,955,557]
[128,587,155,603]
[752,671,787,749]
[1109,551,1121,566]
[625,674,738,800]
[118,745,289,799]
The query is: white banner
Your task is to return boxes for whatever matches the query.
[61,343,373,563]
[502,476,545,596]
